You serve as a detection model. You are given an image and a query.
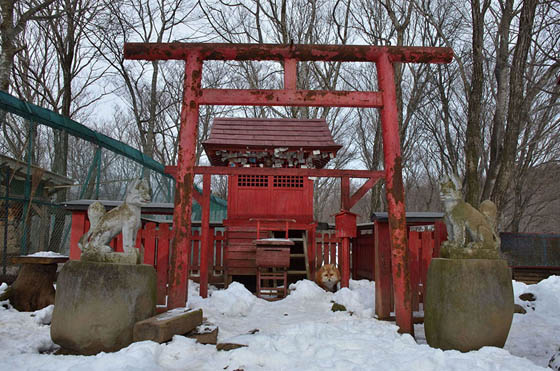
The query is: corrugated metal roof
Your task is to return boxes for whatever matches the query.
[203,118,342,168]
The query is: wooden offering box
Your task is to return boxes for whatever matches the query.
[255,239,293,268]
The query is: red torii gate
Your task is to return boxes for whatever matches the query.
[124,43,453,335]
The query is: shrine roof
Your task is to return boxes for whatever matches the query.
[203,118,342,168]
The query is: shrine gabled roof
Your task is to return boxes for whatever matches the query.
[203,117,342,168]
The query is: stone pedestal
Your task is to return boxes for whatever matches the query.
[51,261,156,355]
[424,258,514,352]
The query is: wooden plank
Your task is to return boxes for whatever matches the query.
[69,212,87,260]
[156,223,170,306]
[143,223,157,265]
[226,267,257,275]
[226,252,256,260]
[408,231,420,311]
[375,222,392,319]
[192,230,200,270]
[420,231,434,301]
[165,166,385,180]
[200,88,384,108]
[11,256,68,265]
[124,42,454,64]
[226,260,257,268]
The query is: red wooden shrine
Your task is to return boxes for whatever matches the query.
[203,117,341,287]
[124,42,453,335]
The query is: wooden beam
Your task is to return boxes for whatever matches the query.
[165,165,385,180]
[348,176,383,209]
[200,89,383,108]
[341,176,350,210]
[124,43,453,64]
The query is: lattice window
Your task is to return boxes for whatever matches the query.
[238,175,268,187]
[273,175,304,188]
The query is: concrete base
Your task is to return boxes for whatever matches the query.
[424,258,514,352]
[51,261,156,355]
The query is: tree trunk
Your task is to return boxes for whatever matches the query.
[464,0,490,207]
[491,0,538,212]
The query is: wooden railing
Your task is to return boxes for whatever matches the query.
[314,231,340,269]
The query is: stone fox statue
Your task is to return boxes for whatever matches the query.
[439,175,500,251]
[78,178,151,264]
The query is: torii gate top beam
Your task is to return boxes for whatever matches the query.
[124,42,453,64]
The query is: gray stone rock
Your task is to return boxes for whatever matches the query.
[133,308,202,343]
[519,292,536,301]
[187,321,219,344]
[550,349,560,371]
[50,261,156,355]
[424,258,514,352]
[331,302,347,312]
[216,343,247,351]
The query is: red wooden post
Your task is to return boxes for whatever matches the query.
[375,221,392,319]
[69,211,87,260]
[307,224,316,277]
[284,58,297,90]
[200,173,211,298]
[215,230,223,276]
[115,234,123,253]
[420,231,434,302]
[408,231,420,311]
[376,53,413,335]
[433,220,447,257]
[341,176,350,210]
[192,230,200,273]
[156,223,171,306]
[341,238,350,288]
[168,51,203,309]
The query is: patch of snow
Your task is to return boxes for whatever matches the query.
[32,305,54,325]
[505,276,560,367]
[26,251,68,258]
[0,278,558,370]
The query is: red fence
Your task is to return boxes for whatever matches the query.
[314,232,340,269]
[69,212,226,308]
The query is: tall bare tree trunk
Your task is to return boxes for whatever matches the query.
[491,0,538,212]
[464,0,490,207]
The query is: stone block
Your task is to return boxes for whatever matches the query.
[187,321,219,344]
[50,261,156,355]
[425,258,514,352]
[133,308,202,343]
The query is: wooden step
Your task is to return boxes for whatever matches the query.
[287,270,307,275]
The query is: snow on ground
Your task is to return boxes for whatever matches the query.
[0,277,558,370]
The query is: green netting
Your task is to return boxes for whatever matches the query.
[0,91,166,175]
[0,91,228,274]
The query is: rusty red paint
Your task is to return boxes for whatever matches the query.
[199,89,383,108]
[376,52,413,335]
[167,52,203,309]
[199,173,211,298]
[124,43,453,64]
[165,165,385,179]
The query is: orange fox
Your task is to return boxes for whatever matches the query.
[315,264,341,292]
